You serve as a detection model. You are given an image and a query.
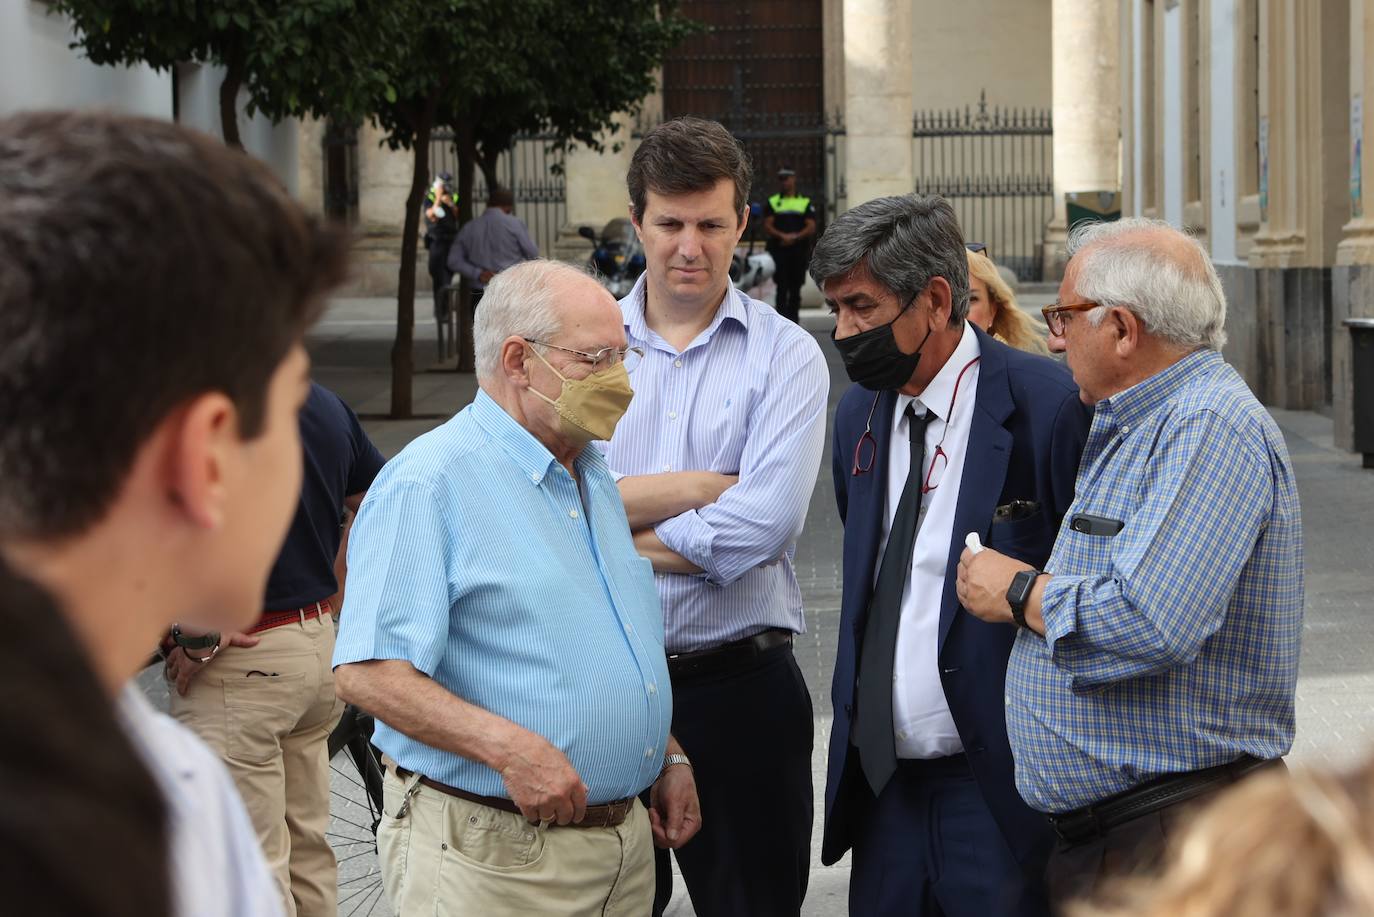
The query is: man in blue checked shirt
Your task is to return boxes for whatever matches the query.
[604,117,829,917]
[957,218,1303,906]
[333,260,700,916]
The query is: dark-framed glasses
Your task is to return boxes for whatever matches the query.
[1040,301,1100,336]
[525,338,645,373]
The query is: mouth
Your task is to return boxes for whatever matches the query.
[670,266,704,276]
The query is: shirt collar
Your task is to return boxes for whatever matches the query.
[469,388,560,484]
[621,275,751,349]
[1100,348,1222,430]
[895,321,981,423]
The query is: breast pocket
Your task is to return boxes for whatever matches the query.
[986,510,1052,565]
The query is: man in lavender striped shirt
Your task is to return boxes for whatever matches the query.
[604,117,830,917]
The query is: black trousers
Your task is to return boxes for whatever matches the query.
[772,245,809,323]
[427,238,454,319]
[651,643,814,917]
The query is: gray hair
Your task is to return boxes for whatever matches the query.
[473,259,584,381]
[1066,217,1228,351]
[808,193,970,324]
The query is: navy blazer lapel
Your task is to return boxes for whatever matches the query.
[850,387,897,609]
[939,330,1014,650]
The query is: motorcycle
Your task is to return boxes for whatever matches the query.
[580,218,644,298]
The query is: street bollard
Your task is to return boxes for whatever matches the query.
[1344,317,1374,469]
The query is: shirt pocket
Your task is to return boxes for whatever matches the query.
[222,671,308,764]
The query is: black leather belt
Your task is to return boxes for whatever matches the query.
[667,628,793,679]
[1048,755,1279,844]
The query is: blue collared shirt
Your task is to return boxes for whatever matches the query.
[1006,350,1303,813]
[602,277,829,653]
[333,390,671,803]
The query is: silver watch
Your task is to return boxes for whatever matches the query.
[660,753,692,777]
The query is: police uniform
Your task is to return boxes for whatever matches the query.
[764,189,817,323]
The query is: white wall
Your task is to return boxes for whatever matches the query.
[1210,0,1240,263]
[174,63,299,198]
[0,1,171,118]
[911,0,1053,110]
[1131,0,1146,210]
[1162,2,1185,226]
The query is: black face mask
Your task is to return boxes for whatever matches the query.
[831,299,933,390]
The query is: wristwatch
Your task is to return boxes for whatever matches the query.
[170,623,221,651]
[661,753,692,778]
[1005,569,1042,629]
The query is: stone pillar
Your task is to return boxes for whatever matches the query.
[553,112,638,264]
[843,0,913,206]
[1249,0,1349,411]
[1335,0,1374,450]
[340,121,426,296]
[1043,0,1122,278]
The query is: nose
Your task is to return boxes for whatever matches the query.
[677,227,702,261]
[1047,328,1067,354]
[833,310,861,340]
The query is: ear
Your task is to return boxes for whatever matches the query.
[167,392,239,530]
[628,203,643,240]
[926,275,954,327]
[734,205,750,243]
[501,336,533,388]
[1110,306,1141,357]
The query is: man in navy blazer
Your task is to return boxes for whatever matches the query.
[809,195,1090,916]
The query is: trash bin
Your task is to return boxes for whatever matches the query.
[1066,191,1122,231]
[1344,317,1374,469]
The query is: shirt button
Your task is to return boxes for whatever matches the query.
[625,623,634,635]
[1004,694,1011,705]
[673,359,683,368]
[647,683,657,694]
[668,411,678,420]
[569,509,579,519]
[645,747,656,759]
[662,464,671,472]
[530,473,539,482]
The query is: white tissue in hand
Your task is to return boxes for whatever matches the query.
[965,532,984,555]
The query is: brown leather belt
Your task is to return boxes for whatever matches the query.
[667,628,794,679]
[1048,755,1281,844]
[248,599,330,635]
[394,766,633,829]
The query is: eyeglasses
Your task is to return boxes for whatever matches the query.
[1040,301,1100,336]
[852,357,982,487]
[525,339,644,373]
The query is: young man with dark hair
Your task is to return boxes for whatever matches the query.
[0,110,352,917]
[607,116,830,916]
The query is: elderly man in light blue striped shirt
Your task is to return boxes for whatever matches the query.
[604,117,830,917]
[333,259,699,916]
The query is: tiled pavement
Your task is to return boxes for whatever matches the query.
[142,295,1374,916]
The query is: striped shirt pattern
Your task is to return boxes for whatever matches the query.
[1006,349,1304,813]
[603,277,830,653]
[333,391,672,803]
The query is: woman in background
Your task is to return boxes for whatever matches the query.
[966,248,1049,354]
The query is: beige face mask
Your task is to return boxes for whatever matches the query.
[528,346,635,443]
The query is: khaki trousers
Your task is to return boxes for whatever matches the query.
[379,768,654,916]
[170,611,343,917]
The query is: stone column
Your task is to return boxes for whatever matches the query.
[843,0,913,206]
[553,112,638,263]
[1335,0,1374,449]
[343,121,425,296]
[1042,0,1122,278]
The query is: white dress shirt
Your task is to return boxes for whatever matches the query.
[877,322,981,759]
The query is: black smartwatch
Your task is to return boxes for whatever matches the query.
[1005,569,1042,629]
[170,623,220,651]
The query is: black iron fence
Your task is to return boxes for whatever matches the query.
[428,130,567,256]
[912,93,1054,281]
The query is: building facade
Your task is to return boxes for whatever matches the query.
[1119,0,1373,452]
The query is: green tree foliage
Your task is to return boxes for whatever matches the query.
[51,0,695,417]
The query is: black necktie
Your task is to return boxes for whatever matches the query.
[854,404,930,797]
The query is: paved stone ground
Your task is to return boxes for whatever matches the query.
[141,294,1374,916]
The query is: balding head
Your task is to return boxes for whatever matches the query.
[474,259,612,381]
[1065,217,1227,351]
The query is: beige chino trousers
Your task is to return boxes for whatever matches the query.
[170,611,344,917]
[378,768,654,916]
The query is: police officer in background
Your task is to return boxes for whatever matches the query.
[424,170,458,322]
[763,165,817,323]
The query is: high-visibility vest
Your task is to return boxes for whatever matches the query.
[769,193,812,214]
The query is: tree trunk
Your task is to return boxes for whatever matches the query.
[455,120,478,372]
[391,101,436,418]
[477,141,502,195]
[218,49,245,150]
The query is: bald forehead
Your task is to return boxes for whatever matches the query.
[1078,226,1210,280]
[552,271,624,345]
